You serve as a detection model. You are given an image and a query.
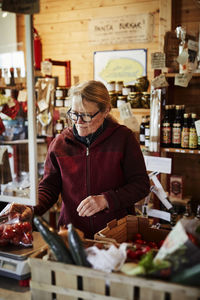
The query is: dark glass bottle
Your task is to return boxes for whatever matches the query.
[189,113,198,149]
[139,116,146,146]
[161,105,171,147]
[181,113,189,149]
[172,105,182,148]
[144,116,150,149]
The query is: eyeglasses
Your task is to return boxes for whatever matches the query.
[67,108,101,123]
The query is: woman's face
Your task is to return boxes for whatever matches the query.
[71,95,108,137]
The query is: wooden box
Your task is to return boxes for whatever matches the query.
[94,215,169,245]
[28,246,200,300]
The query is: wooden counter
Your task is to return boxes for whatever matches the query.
[0,275,30,300]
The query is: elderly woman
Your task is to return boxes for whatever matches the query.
[15,80,150,238]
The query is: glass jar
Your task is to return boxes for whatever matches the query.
[54,97,64,107]
[115,81,123,94]
[122,85,131,96]
[106,81,115,92]
[141,92,150,108]
[127,92,141,108]
[109,91,117,108]
[55,87,64,98]
[117,95,127,108]
[135,76,149,92]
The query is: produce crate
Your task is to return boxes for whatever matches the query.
[28,248,200,300]
[94,215,169,245]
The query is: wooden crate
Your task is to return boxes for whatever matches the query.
[94,215,169,245]
[28,249,200,300]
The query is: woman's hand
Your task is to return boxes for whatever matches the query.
[9,203,33,222]
[77,195,108,217]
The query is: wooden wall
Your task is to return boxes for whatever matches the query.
[17,0,172,86]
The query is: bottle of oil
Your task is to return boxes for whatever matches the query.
[181,113,190,149]
[172,105,182,148]
[161,105,171,147]
[144,116,150,149]
[140,116,147,146]
[189,113,198,149]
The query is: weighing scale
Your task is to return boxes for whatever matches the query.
[0,232,46,280]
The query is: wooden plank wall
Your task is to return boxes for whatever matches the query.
[17,0,172,86]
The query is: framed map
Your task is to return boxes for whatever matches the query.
[94,49,147,86]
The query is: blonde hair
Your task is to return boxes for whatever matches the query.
[68,80,111,112]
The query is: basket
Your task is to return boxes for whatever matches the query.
[28,248,200,300]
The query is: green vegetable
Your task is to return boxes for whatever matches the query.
[33,216,75,264]
[121,262,145,276]
[67,223,91,267]
[171,263,200,286]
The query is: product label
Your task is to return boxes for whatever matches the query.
[189,128,198,149]
[162,125,171,144]
[172,126,181,144]
[140,134,145,142]
[181,128,189,148]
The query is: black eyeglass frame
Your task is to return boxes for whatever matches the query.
[67,108,101,123]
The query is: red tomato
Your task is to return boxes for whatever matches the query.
[22,222,32,233]
[133,233,142,240]
[127,249,138,260]
[148,241,158,249]
[141,245,151,254]
[135,239,144,244]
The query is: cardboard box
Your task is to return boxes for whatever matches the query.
[94,215,169,245]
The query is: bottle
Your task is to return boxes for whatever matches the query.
[183,202,193,219]
[139,116,146,146]
[189,113,198,149]
[172,105,182,148]
[180,104,185,126]
[144,116,150,149]
[195,205,200,219]
[161,105,171,147]
[181,113,190,149]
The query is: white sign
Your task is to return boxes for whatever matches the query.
[89,14,154,45]
[144,155,172,174]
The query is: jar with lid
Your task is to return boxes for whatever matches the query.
[109,91,117,108]
[106,81,115,92]
[64,96,72,108]
[127,92,141,108]
[117,95,127,108]
[55,119,64,132]
[54,97,64,107]
[135,76,149,92]
[141,92,150,108]
[55,87,64,99]
[122,85,131,96]
[115,81,123,94]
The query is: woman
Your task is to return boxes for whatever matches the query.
[14,80,150,238]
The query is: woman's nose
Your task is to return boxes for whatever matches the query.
[77,115,84,123]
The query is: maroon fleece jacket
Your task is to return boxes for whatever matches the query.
[35,117,150,238]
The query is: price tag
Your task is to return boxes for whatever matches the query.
[118,102,133,120]
[17,89,27,102]
[175,73,192,87]
[151,74,169,88]
[41,61,52,76]
[151,52,166,69]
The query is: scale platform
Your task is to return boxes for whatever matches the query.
[0,232,46,280]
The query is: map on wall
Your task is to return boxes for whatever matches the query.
[94,49,147,85]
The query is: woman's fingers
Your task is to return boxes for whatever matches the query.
[77,195,108,217]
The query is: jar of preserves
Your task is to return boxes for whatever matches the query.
[141,92,150,108]
[127,92,141,108]
[115,81,123,94]
[117,95,127,108]
[109,91,117,108]
[106,81,115,92]
[122,85,131,96]
[55,87,64,98]
[135,76,149,92]
[54,97,64,107]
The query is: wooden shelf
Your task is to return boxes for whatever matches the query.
[0,84,25,90]
[0,138,45,145]
[164,72,200,78]
[161,147,200,155]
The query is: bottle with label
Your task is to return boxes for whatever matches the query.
[144,116,150,149]
[195,205,200,219]
[181,113,190,149]
[189,113,198,149]
[161,105,171,147]
[139,116,147,146]
[172,105,182,148]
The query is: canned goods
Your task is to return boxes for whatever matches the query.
[141,92,150,108]
[122,85,131,96]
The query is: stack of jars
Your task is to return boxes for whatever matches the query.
[106,76,150,109]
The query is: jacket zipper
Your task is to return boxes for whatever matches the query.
[86,147,94,233]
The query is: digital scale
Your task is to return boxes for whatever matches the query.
[0,232,46,280]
